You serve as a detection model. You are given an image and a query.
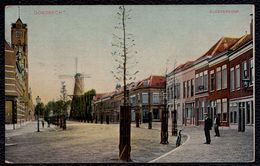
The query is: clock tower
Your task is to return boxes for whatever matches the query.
[11,18,28,98]
[10,17,30,124]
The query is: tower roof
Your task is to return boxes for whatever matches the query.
[12,18,27,28]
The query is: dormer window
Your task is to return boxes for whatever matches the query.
[143,80,148,87]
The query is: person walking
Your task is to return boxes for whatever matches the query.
[204,113,212,144]
[41,119,45,128]
[214,114,220,137]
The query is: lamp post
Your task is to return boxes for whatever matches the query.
[36,96,41,132]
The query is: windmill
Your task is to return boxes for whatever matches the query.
[59,57,91,97]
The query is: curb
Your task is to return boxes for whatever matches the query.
[148,132,191,163]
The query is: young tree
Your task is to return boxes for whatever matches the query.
[111,5,139,106]
[111,5,138,161]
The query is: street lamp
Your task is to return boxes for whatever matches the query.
[36,96,41,132]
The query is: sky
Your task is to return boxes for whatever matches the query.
[5,5,253,104]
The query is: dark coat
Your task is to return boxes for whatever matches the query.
[215,117,220,126]
[204,117,212,130]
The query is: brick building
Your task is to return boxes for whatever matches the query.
[5,18,33,125]
[167,34,254,129]
[228,35,253,131]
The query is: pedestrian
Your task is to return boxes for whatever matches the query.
[214,114,220,137]
[204,112,212,144]
[42,119,45,128]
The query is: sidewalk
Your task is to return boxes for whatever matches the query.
[5,121,56,143]
[150,126,254,163]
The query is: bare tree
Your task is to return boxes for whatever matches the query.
[60,81,69,129]
[111,5,139,106]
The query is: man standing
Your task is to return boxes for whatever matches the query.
[204,113,212,144]
[214,114,220,137]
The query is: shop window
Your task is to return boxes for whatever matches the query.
[230,111,233,123]
[222,98,227,121]
[234,111,237,123]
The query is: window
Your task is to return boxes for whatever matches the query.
[144,80,149,87]
[222,65,227,89]
[243,61,248,79]
[199,72,203,91]
[250,59,254,85]
[183,82,186,98]
[187,80,190,97]
[216,67,221,90]
[236,65,240,89]
[130,95,136,106]
[142,93,148,104]
[222,98,227,121]
[152,93,160,104]
[191,79,194,97]
[204,71,208,91]
[210,70,215,91]
[217,99,221,118]
[195,74,199,93]
[230,67,235,91]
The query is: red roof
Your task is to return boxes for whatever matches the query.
[136,75,165,88]
[93,93,105,101]
[230,34,252,50]
[197,37,240,60]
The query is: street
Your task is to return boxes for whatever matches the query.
[5,120,254,163]
[5,121,182,163]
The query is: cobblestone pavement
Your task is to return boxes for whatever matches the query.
[5,121,182,163]
[151,125,254,163]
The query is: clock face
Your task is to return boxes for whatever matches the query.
[16,30,22,38]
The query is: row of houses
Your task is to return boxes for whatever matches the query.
[93,75,166,123]
[93,32,253,131]
[167,33,253,131]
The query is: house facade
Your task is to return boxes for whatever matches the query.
[167,34,254,129]
[229,35,253,131]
